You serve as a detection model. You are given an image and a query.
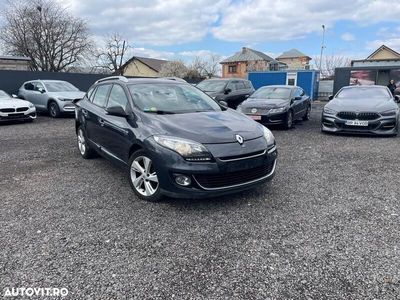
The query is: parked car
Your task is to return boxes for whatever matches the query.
[196,78,254,109]
[322,85,399,136]
[237,85,312,129]
[75,76,277,202]
[0,90,36,122]
[18,80,85,118]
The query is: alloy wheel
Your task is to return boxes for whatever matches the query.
[50,103,57,117]
[287,112,293,128]
[130,156,159,196]
[77,129,86,155]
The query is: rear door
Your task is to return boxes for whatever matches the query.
[33,82,49,110]
[292,88,306,118]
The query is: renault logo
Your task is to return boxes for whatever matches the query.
[235,134,244,145]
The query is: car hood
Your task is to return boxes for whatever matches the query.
[0,98,33,108]
[47,91,85,99]
[142,109,263,144]
[327,97,397,112]
[240,98,289,108]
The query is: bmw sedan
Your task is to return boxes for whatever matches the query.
[18,80,85,118]
[237,85,312,129]
[322,85,399,136]
[0,90,36,122]
[75,77,277,202]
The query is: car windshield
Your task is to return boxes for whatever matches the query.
[0,90,10,99]
[128,83,222,114]
[196,80,227,92]
[45,81,79,92]
[336,87,391,99]
[249,87,291,99]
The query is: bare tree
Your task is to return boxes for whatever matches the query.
[314,55,351,78]
[159,61,188,78]
[191,54,222,78]
[96,33,130,75]
[0,0,92,72]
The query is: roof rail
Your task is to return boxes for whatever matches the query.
[95,76,129,84]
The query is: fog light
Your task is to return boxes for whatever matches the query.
[175,174,191,186]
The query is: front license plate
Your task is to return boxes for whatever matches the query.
[250,115,261,120]
[345,120,368,126]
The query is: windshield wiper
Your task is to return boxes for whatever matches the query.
[144,110,176,115]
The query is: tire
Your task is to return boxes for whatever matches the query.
[284,110,294,129]
[48,101,61,118]
[128,150,162,202]
[303,105,311,121]
[77,126,96,159]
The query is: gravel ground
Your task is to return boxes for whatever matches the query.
[1,103,399,299]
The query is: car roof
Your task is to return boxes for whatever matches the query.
[200,78,249,82]
[97,78,188,85]
[342,85,386,89]
[259,85,297,89]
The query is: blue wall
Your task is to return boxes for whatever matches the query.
[248,71,319,100]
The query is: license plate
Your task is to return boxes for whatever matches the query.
[345,120,368,126]
[249,115,261,120]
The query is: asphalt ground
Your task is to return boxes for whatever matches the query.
[1,103,399,299]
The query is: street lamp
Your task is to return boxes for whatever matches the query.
[319,24,325,74]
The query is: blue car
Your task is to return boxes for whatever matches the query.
[74,76,277,201]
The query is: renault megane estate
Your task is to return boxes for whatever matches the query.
[322,85,399,136]
[74,76,277,201]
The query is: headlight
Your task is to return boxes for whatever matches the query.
[380,109,397,116]
[268,107,287,114]
[153,135,212,161]
[323,107,337,115]
[262,126,275,147]
[28,103,34,108]
[58,98,72,102]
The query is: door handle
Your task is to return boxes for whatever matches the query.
[99,118,105,126]
[82,109,88,117]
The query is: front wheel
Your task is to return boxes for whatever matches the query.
[48,101,61,118]
[284,110,293,129]
[303,105,311,121]
[128,150,162,202]
[77,127,96,159]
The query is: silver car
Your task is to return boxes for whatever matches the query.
[18,80,85,118]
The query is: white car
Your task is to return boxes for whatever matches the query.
[0,90,36,122]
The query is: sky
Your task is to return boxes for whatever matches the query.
[2,0,400,65]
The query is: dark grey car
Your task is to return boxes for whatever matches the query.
[322,85,399,136]
[196,78,254,109]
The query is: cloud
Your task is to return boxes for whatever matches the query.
[63,0,228,46]
[341,33,355,42]
[366,38,400,52]
[212,0,400,43]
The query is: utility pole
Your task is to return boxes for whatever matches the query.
[319,24,326,75]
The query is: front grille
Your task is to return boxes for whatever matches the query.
[337,111,380,120]
[16,107,29,112]
[2,113,25,120]
[0,108,15,113]
[243,107,271,115]
[194,161,275,189]
[219,150,266,162]
[337,123,379,131]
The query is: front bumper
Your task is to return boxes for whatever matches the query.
[0,108,36,122]
[244,112,287,125]
[321,113,398,135]
[145,139,278,198]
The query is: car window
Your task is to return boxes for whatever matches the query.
[92,84,111,107]
[44,81,78,92]
[196,80,226,93]
[300,89,305,96]
[244,81,252,89]
[336,87,391,99]
[227,81,237,91]
[107,84,129,110]
[249,87,292,100]
[234,81,246,90]
[293,88,302,98]
[87,87,96,102]
[34,82,45,92]
[24,82,34,91]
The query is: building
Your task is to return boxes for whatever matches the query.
[276,49,311,70]
[0,56,30,71]
[351,45,400,67]
[334,45,400,94]
[122,56,169,77]
[220,47,285,78]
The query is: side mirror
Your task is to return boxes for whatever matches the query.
[218,100,228,107]
[293,96,302,101]
[328,95,334,100]
[106,106,128,117]
[224,88,231,95]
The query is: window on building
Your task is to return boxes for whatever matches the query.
[228,65,237,73]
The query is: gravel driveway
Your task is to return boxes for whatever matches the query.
[1,103,399,299]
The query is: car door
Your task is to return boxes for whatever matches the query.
[20,82,36,104]
[99,84,132,163]
[224,80,240,108]
[291,88,304,118]
[84,84,111,148]
[235,80,249,107]
[33,82,49,110]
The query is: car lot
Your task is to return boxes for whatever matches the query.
[1,102,399,299]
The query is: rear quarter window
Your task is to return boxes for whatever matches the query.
[92,85,110,107]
